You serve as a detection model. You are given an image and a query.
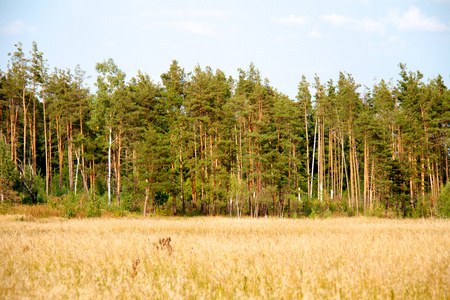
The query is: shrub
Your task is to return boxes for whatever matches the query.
[120,192,133,211]
[321,208,332,218]
[365,202,385,218]
[437,183,450,218]
[60,194,76,218]
[301,198,330,219]
[346,208,356,217]
[86,194,102,218]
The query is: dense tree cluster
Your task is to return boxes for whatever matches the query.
[1,42,449,217]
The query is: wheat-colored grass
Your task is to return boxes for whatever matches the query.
[0,215,449,299]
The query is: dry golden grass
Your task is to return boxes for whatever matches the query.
[0,216,449,299]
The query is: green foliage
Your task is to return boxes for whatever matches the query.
[0,140,20,205]
[34,173,46,204]
[0,201,12,214]
[61,194,78,218]
[153,205,172,216]
[0,140,19,184]
[118,182,142,213]
[301,198,334,218]
[437,183,450,218]
[119,190,133,211]
[410,197,430,218]
[95,175,107,197]
[86,193,102,218]
[346,208,356,217]
[1,43,449,219]
[364,202,386,218]
[52,172,70,197]
[155,192,169,206]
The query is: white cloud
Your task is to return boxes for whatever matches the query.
[375,35,401,47]
[320,14,351,26]
[320,14,385,34]
[131,8,235,36]
[385,35,400,44]
[151,9,233,20]
[272,15,309,25]
[179,22,215,35]
[362,19,385,34]
[320,7,449,34]
[388,7,449,31]
[308,29,322,38]
[167,21,216,36]
[1,19,36,35]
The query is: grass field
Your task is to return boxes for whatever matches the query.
[0,216,449,299]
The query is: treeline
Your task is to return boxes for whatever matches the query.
[1,42,449,217]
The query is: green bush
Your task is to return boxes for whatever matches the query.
[346,208,356,217]
[61,194,77,218]
[120,192,133,211]
[301,198,331,218]
[86,193,102,218]
[119,183,142,212]
[0,202,12,214]
[308,207,317,219]
[365,202,385,218]
[95,175,107,197]
[321,208,332,218]
[34,173,47,204]
[437,183,450,218]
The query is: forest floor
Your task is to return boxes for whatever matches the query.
[0,216,449,299]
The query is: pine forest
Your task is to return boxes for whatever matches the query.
[1,42,449,218]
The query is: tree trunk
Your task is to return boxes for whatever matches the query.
[79,101,88,193]
[445,143,449,183]
[108,126,112,205]
[179,143,185,213]
[354,139,361,215]
[341,133,350,207]
[9,99,17,166]
[57,117,63,189]
[32,92,36,173]
[22,80,27,175]
[48,119,52,193]
[305,104,310,199]
[43,90,49,196]
[133,149,138,188]
[349,130,355,210]
[192,124,198,210]
[363,132,369,213]
[328,127,333,200]
[191,171,197,210]
[172,190,177,216]
[67,122,74,191]
[421,154,425,200]
[310,119,317,198]
[143,185,151,217]
[75,148,80,194]
[200,124,206,213]
[116,130,122,206]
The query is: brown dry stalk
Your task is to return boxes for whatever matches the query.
[131,258,140,277]
[153,237,172,256]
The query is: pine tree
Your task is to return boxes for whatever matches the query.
[92,58,126,205]
[296,75,312,200]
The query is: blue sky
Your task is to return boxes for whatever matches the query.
[1,0,449,98]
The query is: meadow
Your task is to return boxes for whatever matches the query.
[0,215,449,299]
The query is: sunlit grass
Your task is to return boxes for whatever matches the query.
[0,216,449,299]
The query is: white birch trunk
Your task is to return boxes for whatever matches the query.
[108,126,112,206]
[75,148,80,195]
[310,119,318,198]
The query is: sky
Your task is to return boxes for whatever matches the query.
[1,0,449,99]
